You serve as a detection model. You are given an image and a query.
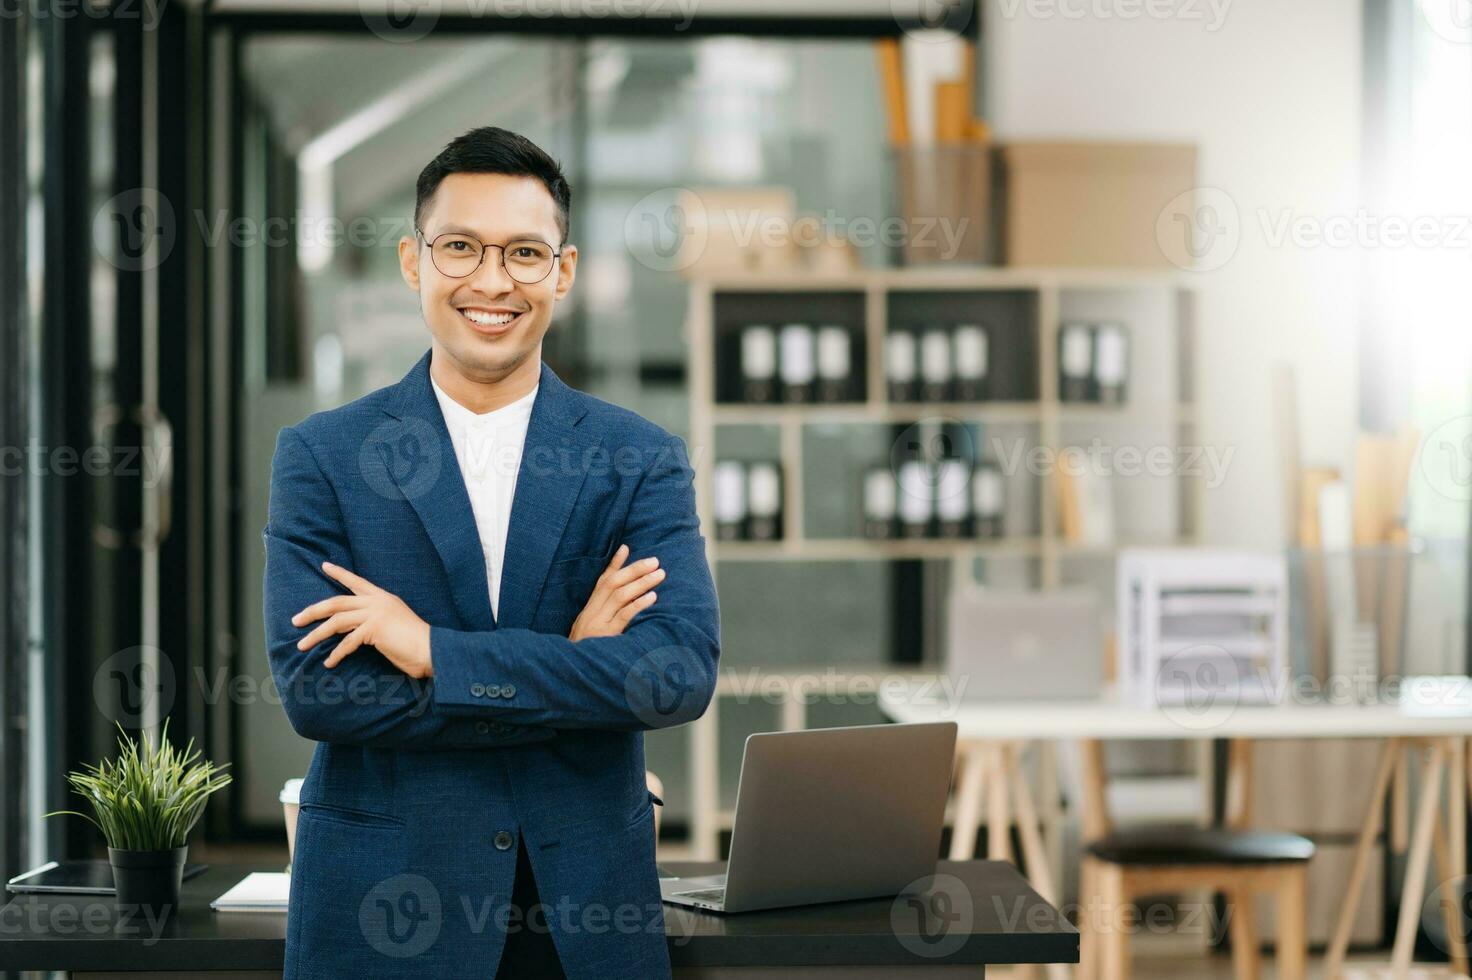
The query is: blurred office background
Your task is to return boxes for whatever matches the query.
[5,0,1472,968]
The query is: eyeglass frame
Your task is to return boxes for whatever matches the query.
[414,226,566,284]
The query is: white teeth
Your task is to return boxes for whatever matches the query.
[460,309,517,326]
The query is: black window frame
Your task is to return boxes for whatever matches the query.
[0,0,28,900]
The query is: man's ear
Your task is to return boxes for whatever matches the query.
[553,244,577,301]
[398,234,421,291]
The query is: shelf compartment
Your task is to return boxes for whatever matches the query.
[712,290,867,405]
[886,288,1041,403]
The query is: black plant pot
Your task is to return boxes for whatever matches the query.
[108,846,187,917]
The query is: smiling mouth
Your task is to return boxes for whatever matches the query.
[456,307,526,336]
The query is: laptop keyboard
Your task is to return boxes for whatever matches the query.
[672,887,726,903]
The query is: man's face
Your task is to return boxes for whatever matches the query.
[398,172,577,383]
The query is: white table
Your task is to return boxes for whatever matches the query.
[881,686,1472,979]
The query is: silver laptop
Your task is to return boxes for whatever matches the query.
[660,722,956,914]
[947,589,1104,700]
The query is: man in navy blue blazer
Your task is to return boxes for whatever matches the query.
[263,126,719,979]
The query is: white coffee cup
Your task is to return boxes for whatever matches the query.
[280,778,304,866]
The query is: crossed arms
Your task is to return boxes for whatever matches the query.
[263,425,720,750]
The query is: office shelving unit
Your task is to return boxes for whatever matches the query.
[677,266,1202,860]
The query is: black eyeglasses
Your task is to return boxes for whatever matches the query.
[416,227,563,284]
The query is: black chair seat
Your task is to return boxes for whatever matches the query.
[1086,825,1316,866]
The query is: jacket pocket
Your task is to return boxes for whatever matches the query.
[543,553,609,619]
[626,791,657,829]
[546,547,614,582]
[299,801,405,829]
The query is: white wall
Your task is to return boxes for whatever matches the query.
[984,0,1364,547]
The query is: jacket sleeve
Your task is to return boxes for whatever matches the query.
[263,425,553,750]
[429,436,721,731]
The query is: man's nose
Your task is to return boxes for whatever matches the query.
[467,246,516,296]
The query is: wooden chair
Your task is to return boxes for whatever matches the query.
[1075,740,1313,980]
[1078,826,1313,980]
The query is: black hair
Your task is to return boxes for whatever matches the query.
[413,126,571,243]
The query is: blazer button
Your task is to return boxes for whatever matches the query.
[500,684,516,699]
[470,683,485,697]
[494,830,515,851]
[485,684,502,698]
[474,721,489,735]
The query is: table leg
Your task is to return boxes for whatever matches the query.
[1391,739,1447,973]
[1393,748,1410,855]
[1465,736,1472,814]
[988,742,1014,864]
[1225,739,1254,830]
[692,701,721,861]
[1007,744,1057,903]
[1097,862,1130,980]
[1452,737,1467,885]
[1004,743,1071,980]
[1078,857,1099,980]
[1075,740,1110,980]
[1449,737,1469,977]
[1325,736,1402,979]
[1217,736,1256,972]
[1077,739,1110,842]
[1039,742,1065,904]
[950,741,989,861]
[1432,805,1470,976]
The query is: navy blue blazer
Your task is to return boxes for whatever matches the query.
[263,352,719,979]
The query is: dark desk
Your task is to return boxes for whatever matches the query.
[0,860,1077,978]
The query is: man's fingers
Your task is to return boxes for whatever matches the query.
[578,551,659,628]
[597,544,630,583]
[297,609,366,651]
[602,555,659,595]
[292,594,365,627]
[321,561,380,596]
[586,549,644,612]
[614,591,657,624]
[613,567,665,606]
[323,625,369,668]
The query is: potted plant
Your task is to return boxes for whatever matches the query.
[49,723,230,915]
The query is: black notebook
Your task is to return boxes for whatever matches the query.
[7,860,209,895]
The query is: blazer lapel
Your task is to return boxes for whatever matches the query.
[379,351,496,633]
[495,361,600,630]
[378,353,598,634]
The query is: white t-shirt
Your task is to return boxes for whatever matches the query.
[430,376,538,622]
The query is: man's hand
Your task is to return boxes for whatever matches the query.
[293,562,433,678]
[569,544,664,642]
